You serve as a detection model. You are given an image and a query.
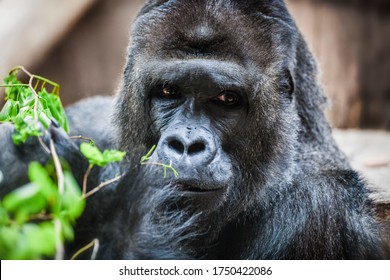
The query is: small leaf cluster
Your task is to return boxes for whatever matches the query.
[0,162,85,259]
[0,68,68,144]
[0,67,126,259]
[80,142,126,167]
[0,68,81,259]
[140,145,179,177]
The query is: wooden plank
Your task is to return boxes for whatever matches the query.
[286,0,363,128]
[31,0,145,106]
[333,129,390,201]
[287,0,390,129]
[0,0,97,80]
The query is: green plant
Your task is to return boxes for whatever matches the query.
[140,145,179,177]
[0,66,68,145]
[80,142,126,197]
[0,67,125,259]
[0,162,84,260]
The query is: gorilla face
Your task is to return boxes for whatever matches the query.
[146,59,247,210]
[116,0,298,230]
[117,1,298,209]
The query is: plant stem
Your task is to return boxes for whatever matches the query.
[38,136,51,154]
[141,161,179,177]
[28,213,54,221]
[70,135,95,143]
[71,238,100,260]
[50,139,64,194]
[0,83,30,87]
[83,164,93,195]
[83,174,124,199]
[54,219,64,260]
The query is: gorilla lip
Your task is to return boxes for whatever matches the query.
[172,181,224,193]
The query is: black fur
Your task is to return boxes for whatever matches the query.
[1,0,389,259]
[97,0,389,259]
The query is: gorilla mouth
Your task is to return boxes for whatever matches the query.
[173,182,224,193]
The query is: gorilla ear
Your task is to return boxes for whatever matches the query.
[280,69,295,101]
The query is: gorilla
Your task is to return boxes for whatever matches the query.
[1,0,389,259]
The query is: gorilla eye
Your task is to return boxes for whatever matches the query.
[214,91,241,106]
[157,85,180,99]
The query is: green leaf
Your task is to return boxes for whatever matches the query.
[11,117,43,145]
[9,101,20,119]
[102,149,126,163]
[57,216,74,241]
[20,93,35,108]
[2,183,47,223]
[80,142,126,167]
[38,111,51,129]
[0,100,20,122]
[3,74,22,100]
[0,226,20,259]
[140,145,156,163]
[62,171,85,220]
[28,162,56,190]
[0,222,56,260]
[80,142,105,166]
[23,222,56,258]
[39,89,69,132]
[0,100,11,121]
[0,202,9,225]
[28,162,58,207]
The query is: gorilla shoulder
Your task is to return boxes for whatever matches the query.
[66,96,117,150]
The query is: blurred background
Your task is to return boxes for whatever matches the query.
[0,0,389,198]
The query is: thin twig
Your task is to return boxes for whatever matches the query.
[141,162,168,168]
[0,83,30,87]
[28,213,53,221]
[48,139,65,263]
[83,164,93,195]
[54,219,64,260]
[38,136,51,154]
[9,66,60,92]
[141,161,179,177]
[83,174,124,199]
[70,135,94,143]
[50,138,65,260]
[14,66,40,122]
[50,139,64,194]
[71,238,100,260]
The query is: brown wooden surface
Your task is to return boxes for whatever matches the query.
[286,0,390,130]
[0,0,96,79]
[32,0,145,106]
[375,202,390,247]
[376,202,390,222]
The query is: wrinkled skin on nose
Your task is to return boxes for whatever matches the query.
[158,125,217,167]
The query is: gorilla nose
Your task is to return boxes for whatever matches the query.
[168,139,205,155]
[160,130,216,165]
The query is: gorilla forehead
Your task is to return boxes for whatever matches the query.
[132,0,297,65]
[140,0,293,23]
[137,59,253,93]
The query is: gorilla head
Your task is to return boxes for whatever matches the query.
[118,0,298,207]
[103,0,389,259]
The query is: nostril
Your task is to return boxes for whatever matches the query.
[188,142,206,155]
[169,140,185,154]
